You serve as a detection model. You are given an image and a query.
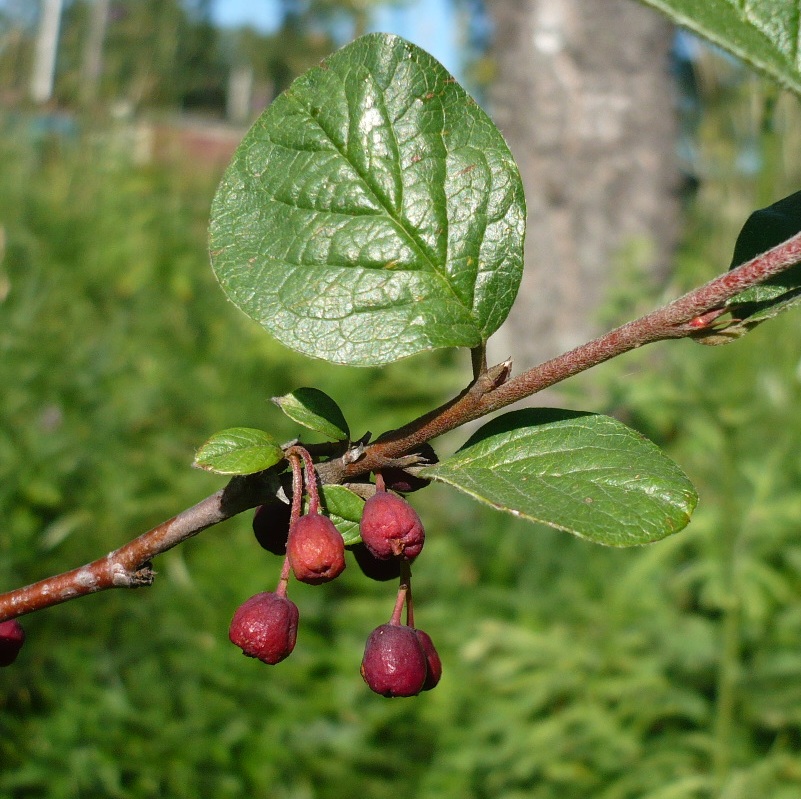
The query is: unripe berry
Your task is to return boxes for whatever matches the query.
[287,512,346,584]
[414,629,442,691]
[351,542,402,582]
[359,490,424,560]
[0,619,25,667]
[360,623,428,697]
[229,592,299,665]
[252,501,292,555]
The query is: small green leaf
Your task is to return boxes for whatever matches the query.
[194,427,284,475]
[209,32,525,366]
[636,0,801,96]
[304,485,365,545]
[421,409,698,547]
[273,387,350,441]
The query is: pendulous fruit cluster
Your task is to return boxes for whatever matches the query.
[356,471,441,697]
[0,619,25,667]
[233,447,441,697]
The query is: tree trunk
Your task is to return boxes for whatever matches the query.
[486,0,680,370]
[80,0,110,106]
[30,0,64,104]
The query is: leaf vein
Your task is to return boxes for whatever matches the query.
[283,82,471,315]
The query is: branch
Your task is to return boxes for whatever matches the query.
[2,231,799,622]
[0,473,274,622]
[321,230,801,479]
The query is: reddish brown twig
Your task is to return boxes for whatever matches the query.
[0,474,274,621]
[319,231,801,481]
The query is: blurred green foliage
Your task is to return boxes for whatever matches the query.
[3,46,801,799]
[0,0,394,114]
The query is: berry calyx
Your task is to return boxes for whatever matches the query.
[350,542,402,582]
[414,629,442,691]
[0,619,25,667]
[287,511,346,585]
[360,623,428,697]
[229,591,299,665]
[359,480,425,560]
[252,500,292,555]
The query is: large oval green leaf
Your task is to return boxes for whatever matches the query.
[638,0,801,96]
[209,33,525,366]
[421,409,698,547]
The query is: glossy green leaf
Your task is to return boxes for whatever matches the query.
[209,32,526,366]
[193,427,284,475]
[637,0,801,95]
[422,409,698,547]
[305,485,365,545]
[273,387,350,441]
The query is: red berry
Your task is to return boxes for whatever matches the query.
[229,592,299,665]
[360,623,428,697]
[414,629,442,691]
[252,501,292,555]
[359,490,425,560]
[0,619,25,667]
[287,512,346,585]
[351,542,402,582]
[380,468,430,494]
[381,444,437,493]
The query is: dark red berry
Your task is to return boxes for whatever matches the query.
[0,619,25,667]
[414,629,442,691]
[381,444,437,493]
[252,501,292,555]
[360,623,428,697]
[229,592,299,665]
[351,542,402,582]
[287,512,346,584]
[381,468,430,494]
[359,490,425,560]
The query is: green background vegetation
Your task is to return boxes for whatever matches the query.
[3,38,801,799]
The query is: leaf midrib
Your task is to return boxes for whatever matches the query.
[428,470,667,542]
[282,76,479,325]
